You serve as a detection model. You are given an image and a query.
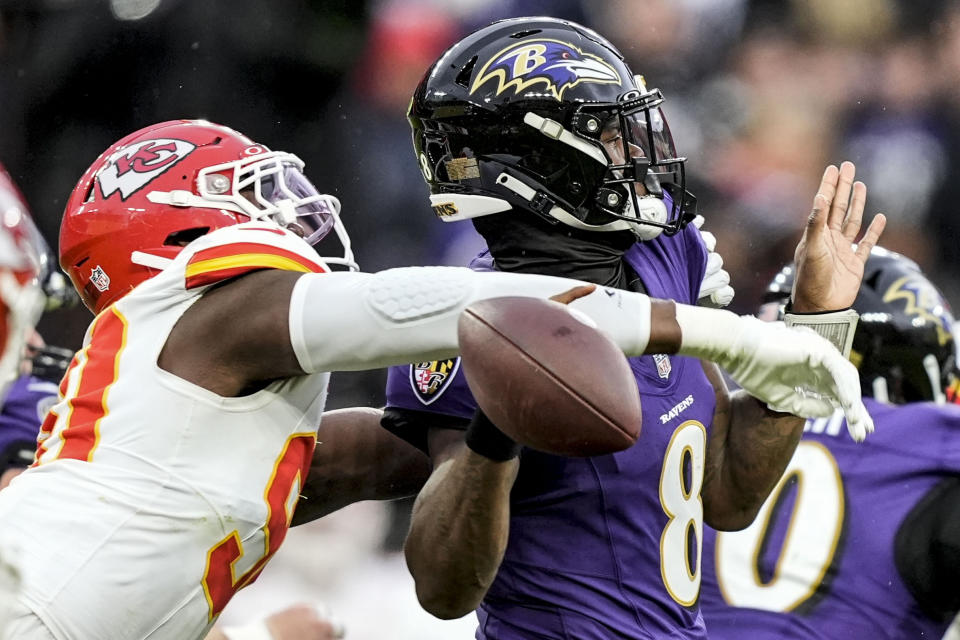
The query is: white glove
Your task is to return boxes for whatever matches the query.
[675,304,873,441]
[693,215,735,307]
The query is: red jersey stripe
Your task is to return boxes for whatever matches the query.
[57,308,128,462]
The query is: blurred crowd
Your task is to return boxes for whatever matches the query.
[2,0,960,637]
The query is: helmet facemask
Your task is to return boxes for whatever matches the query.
[417,82,695,241]
[570,87,692,239]
[197,152,357,270]
[140,150,357,272]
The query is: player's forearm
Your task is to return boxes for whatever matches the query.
[292,408,431,526]
[703,383,804,531]
[289,268,810,390]
[289,268,669,373]
[405,447,518,620]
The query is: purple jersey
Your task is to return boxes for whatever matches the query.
[700,398,960,639]
[0,374,57,466]
[385,224,717,639]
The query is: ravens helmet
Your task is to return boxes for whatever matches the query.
[408,16,696,241]
[763,248,959,405]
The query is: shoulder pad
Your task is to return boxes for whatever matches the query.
[181,223,327,290]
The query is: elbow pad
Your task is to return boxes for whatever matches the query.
[288,266,652,373]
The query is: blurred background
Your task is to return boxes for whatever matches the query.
[4,0,960,636]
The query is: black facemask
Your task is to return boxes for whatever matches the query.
[472,211,638,289]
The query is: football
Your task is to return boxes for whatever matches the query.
[458,296,642,457]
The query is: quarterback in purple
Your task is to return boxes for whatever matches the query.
[383,16,885,640]
[700,249,960,639]
[388,224,716,638]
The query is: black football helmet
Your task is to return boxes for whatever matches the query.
[763,248,960,405]
[408,16,696,241]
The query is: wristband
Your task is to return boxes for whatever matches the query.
[219,620,271,640]
[465,408,521,461]
[783,305,858,358]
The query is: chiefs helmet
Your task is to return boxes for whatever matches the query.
[762,248,960,405]
[0,166,46,401]
[60,120,356,314]
[409,16,696,241]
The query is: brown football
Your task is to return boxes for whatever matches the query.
[458,296,642,457]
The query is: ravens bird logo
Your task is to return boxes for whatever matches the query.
[883,275,956,346]
[470,39,622,101]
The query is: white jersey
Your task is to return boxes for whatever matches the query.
[0,224,331,640]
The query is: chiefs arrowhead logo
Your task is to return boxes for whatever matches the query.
[97,138,196,200]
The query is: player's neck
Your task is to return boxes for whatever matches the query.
[475,211,635,288]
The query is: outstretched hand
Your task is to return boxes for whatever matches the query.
[792,162,886,312]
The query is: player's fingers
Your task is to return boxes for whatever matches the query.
[705,251,723,275]
[710,284,735,307]
[854,213,887,261]
[804,193,830,243]
[692,214,705,229]
[700,229,717,252]
[779,395,835,419]
[815,164,839,210]
[550,284,596,305]
[840,181,867,240]
[827,161,856,231]
[846,417,866,442]
[842,398,872,441]
[817,353,872,440]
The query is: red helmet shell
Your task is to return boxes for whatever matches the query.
[0,164,44,395]
[59,120,267,313]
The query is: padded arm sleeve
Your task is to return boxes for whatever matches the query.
[288,266,652,373]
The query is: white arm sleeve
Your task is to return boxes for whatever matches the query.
[288,266,652,373]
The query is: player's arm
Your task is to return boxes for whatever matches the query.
[699,362,805,530]
[160,267,658,395]
[403,422,516,620]
[700,162,885,530]
[290,407,431,526]
[390,287,597,620]
[161,254,870,429]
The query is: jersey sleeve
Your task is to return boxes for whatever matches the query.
[382,359,478,453]
[179,223,327,290]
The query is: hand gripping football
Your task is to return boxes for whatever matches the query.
[458,296,642,457]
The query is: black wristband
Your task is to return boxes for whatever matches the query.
[465,409,520,462]
[783,299,851,315]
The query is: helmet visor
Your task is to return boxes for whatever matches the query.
[257,164,337,245]
[235,156,337,246]
[616,104,682,186]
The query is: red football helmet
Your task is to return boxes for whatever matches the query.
[0,165,46,400]
[60,119,356,314]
